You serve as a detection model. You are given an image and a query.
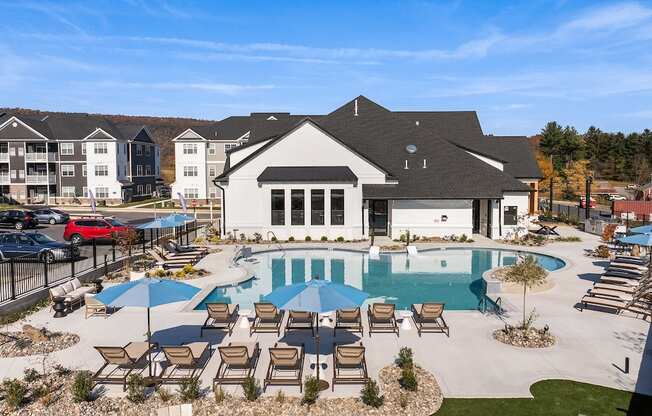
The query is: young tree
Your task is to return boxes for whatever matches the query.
[114,228,141,275]
[503,255,548,327]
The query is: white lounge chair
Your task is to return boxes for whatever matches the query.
[369,246,380,260]
[407,245,419,256]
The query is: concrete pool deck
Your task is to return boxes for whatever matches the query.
[1,225,650,399]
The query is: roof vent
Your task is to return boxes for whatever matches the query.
[415,120,420,126]
[11,122,18,128]
[423,159,427,168]
[41,115,49,121]
[406,144,417,154]
[354,99,358,117]
[404,160,409,169]
[267,115,277,121]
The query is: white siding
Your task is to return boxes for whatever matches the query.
[390,200,473,239]
[229,139,271,167]
[171,141,207,199]
[85,141,122,200]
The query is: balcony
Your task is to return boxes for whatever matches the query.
[0,174,9,185]
[0,153,8,163]
[25,174,56,184]
[25,152,57,162]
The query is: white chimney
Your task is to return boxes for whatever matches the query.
[354,99,358,117]
[415,120,419,126]
[404,160,409,169]
[423,159,427,168]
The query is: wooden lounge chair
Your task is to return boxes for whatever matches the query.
[600,275,643,286]
[264,342,305,392]
[367,303,399,336]
[332,342,368,391]
[606,267,645,277]
[201,303,239,337]
[155,246,201,262]
[214,342,260,387]
[148,249,193,270]
[609,261,648,272]
[579,296,652,321]
[93,342,156,390]
[284,311,314,336]
[250,303,285,336]
[411,303,449,337]
[159,342,210,384]
[167,240,208,255]
[334,308,363,336]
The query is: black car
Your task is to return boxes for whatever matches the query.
[0,232,76,263]
[0,210,39,230]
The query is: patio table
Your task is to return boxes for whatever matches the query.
[398,310,413,330]
[238,309,251,329]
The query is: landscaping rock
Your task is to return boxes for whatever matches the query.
[493,327,556,348]
[0,331,79,358]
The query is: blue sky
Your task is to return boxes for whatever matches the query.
[1,0,652,135]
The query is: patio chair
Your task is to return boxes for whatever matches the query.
[264,342,305,392]
[411,302,449,337]
[148,249,193,270]
[600,274,644,286]
[85,293,109,319]
[284,311,314,337]
[250,303,285,336]
[167,239,208,255]
[93,342,156,391]
[367,303,399,336]
[579,294,652,321]
[200,303,239,337]
[159,342,210,384]
[155,245,201,262]
[214,342,260,387]
[332,342,368,391]
[333,307,363,336]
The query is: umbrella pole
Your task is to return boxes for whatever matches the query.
[147,307,152,378]
[314,314,329,391]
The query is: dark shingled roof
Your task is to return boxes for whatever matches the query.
[257,166,358,183]
[487,136,543,179]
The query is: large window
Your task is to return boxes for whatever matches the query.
[183,144,198,154]
[271,190,285,225]
[61,165,75,177]
[183,166,198,177]
[183,188,198,199]
[61,186,76,197]
[311,190,325,225]
[208,143,217,155]
[145,165,151,175]
[95,165,108,176]
[60,143,74,156]
[136,145,142,156]
[208,166,216,177]
[95,187,109,198]
[81,143,86,155]
[136,165,143,176]
[94,143,108,154]
[224,143,238,151]
[330,189,345,225]
[291,190,305,225]
[504,206,518,226]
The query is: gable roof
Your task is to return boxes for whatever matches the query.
[486,136,542,179]
[257,166,358,184]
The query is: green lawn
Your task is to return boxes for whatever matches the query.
[437,380,651,416]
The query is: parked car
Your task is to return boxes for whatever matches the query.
[33,208,70,225]
[579,197,596,208]
[0,210,39,230]
[63,217,133,245]
[0,232,76,263]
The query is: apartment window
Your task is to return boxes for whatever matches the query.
[271,190,285,225]
[311,190,325,226]
[137,184,143,195]
[9,147,15,156]
[17,147,24,156]
[208,143,217,155]
[224,143,237,152]
[208,167,216,177]
[95,187,109,198]
[82,187,88,197]
[82,165,87,177]
[61,186,76,198]
[146,184,151,194]
[145,145,151,156]
[95,165,108,176]
[81,143,86,155]
[94,143,108,154]
[209,188,218,199]
[10,170,16,179]
[330,189,345,225]
[60,143,74,156]
[136,145,142,156]
[183,166,198,177]
[61,165,75,177]
[18,170,24,179]
[291,190,305,225]
[145,165,151,176]
[504,206,518,226]
[136,165,143,176]
[183,144,198,154]
[183,188,198,199]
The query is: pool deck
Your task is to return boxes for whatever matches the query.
[1,226,650,399]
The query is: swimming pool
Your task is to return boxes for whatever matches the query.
[194,248,565,311]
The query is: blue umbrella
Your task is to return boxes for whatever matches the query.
[136,217,177,230]
[162,213,194,226]
[264,278,368,389]
[95,278,200,377]
[618,233,652,247]
[630,224,652,234]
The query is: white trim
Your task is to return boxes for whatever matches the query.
[81,128,118,141]
[0,116,49,140]
[172,128,207,142]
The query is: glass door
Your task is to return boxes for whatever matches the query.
[369,200,388,236]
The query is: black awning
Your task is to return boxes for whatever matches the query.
[257,166,358,184]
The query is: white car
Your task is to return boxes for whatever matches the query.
[609,194,627,201]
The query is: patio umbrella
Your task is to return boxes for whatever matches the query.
[630,224,652,234]
[135,217,177,230]
[94,278,200,378]
[618,233,652,267]
[162,213,194,226]
[264,278,368,390]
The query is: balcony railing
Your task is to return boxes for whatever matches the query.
[24,152,57,162]
[0,153,8,162]
[25,174,56,184]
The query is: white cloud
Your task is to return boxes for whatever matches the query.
[561,2,652,31]
[92,80,275,95]
[623,110,652,118]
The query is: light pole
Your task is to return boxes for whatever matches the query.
[585,176,593,221]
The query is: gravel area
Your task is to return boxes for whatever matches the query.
[493,327,556,348]
[0,332,79,359]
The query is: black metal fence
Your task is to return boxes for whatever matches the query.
[0,220,200,304]
[538,199,612,223]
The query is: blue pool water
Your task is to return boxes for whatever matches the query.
[194,248,565,311]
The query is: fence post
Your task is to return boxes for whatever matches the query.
[92,238,97,269]
[142,233,146,254]
[150,229,154,249]
[185,223,189,246]
[112,238,116,262]
[10,258,16,300]
[71,252,75,278]
[43,260,49,288]
[104,254,108,276]
[155,228,159,246]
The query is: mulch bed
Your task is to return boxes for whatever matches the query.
[493,327,556,348]
[0,331,79,358]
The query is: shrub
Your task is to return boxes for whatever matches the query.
[395,347,414,369]
[288,236,295,242]
[271,236,278,242]
[399,366,418,391]
[154,268,167,278]
[157,387,173,402]
[399,393,409,409]
[32,385,48,400]
[459,234,468,242]
[253,232,262,243]
[239,233,246,241]
[72,371,93,403]
[302,376,320,405]
[320,236,328,242]
[53,364,71,376]
[602,223,618,242]
[178,376,201,401]
[399,233,407,242]
[182,264,196,274]
[175,269,187,278]
[209,235,221,244]
[126,374,146,403]
[23,368,40,383]
[360,379,384,408]
[241,376,260,401]
[556,236,581,242]
[336,236,345,242]
[275,389,286,404]
[305,235,312,241]
[3,379,27,409]
[214,386,226,403]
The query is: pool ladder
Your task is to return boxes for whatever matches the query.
[266,231,286,255]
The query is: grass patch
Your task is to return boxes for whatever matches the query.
[436,380,650,416]
[115,197,166,208]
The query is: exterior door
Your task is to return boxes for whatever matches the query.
[472,200,480,233]
[486,200,493,239]
[369,200,388,236]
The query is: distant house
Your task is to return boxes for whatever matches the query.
[208,96,542,240]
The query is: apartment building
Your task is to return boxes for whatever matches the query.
[0,112,160,205]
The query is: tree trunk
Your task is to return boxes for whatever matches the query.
[522,284,527,327]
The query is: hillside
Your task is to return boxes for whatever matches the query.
[0,108,215,184]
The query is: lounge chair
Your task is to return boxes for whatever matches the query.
[332,342,368,391]
[159,342,210,384]
[369,246,380,260]
[606,266,645,277]
[264,342,305,392]
[579,296,652,321]
[334,307,363,336]
[93,342,156,391]
[411,303,449,337]
[148,249,193,269]
[367,303,399,336]
[407,245,418,256]
[167,239,208,255]
[600,275,643,286]
[85,293,109,319]
[214,342,260,387]
[609,261,648,272]
[284,311,314,337]
[200,303,239,337]
[250,303,284,336]
[155,246,201,262]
